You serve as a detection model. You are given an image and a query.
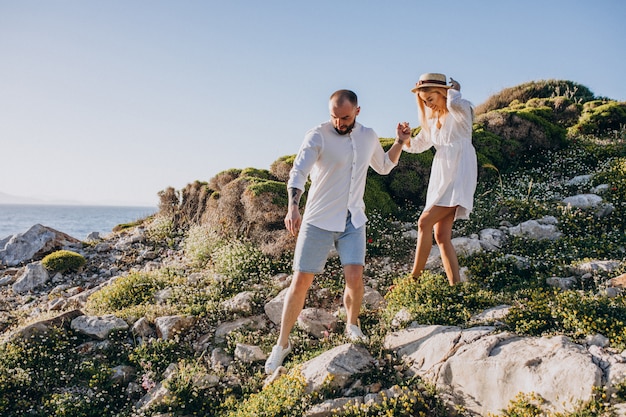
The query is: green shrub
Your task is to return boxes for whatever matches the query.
[0,328,128,417]
[366,210,413,259]
[505,290,626,349]
[41,250,86,273]
[183,223,226,268]
[128,339,193,382]
[475,79,594,116]
[145,213,177,244]
[464,252,544,293]
[337,381,446,417]
[85,271,170,314]
[211,239,289,297]
[383,273,496,327]
[226,369,311,417]
[569,100,626,136]
[364,175,397,218]
[161,359,230,415]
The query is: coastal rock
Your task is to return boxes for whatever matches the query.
[0,224,80,267]
[12,262,49,294]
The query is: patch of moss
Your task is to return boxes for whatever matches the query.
[569,100,626,136]
[245,178,288,206]
[41,250,86,273]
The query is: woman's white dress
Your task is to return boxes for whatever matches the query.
[403,89,477,220]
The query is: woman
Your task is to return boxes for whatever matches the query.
[402,72,477,285]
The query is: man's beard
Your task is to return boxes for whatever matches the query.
[334,121,355,135]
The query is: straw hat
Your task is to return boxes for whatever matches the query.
[411,73,451,93]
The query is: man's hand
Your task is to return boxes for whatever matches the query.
[284,207,302,236]
[396,122,411,143]
[449,77,461,91]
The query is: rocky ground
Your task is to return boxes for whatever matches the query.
[1,207,626,416]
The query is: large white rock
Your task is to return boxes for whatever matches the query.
[300,343,375,393]
[385,325,602,415]
[0,224,80,266]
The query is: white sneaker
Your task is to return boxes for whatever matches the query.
[264,342,292,374]
[345,324,369,342]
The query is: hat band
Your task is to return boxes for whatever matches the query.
[418,79,446,86]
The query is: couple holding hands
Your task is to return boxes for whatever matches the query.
[265,72,478,375]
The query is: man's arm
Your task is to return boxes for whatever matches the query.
[387,122,411,164]
[285,187,303,236]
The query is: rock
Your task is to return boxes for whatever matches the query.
[297,307,338,338]
[154,315,195,340]
[300,343,375,393]
[563,193,603,208]
[0,224,80,266]
[234,343,266,363]
[6,309,83,342]
[508,218,562,240]
[566,174,593,185]
[214,315,268,344]
[572,260,621,275]
[211,347,233,370]
[385,325,602,416]
[264,287,289,325]
[546,276,577,290]
[362,286,385,310]
[71,314,129,340]
[469,305,511,325]
[451,235,483,257]
[12,262,49,294]
[131,317,156,338]
[222,291,255,314]
[479,228,508,251]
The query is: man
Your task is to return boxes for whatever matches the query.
[265,89,411,374]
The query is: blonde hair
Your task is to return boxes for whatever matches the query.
[416,87,448,136]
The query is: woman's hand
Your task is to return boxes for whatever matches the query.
[449,77,461,91]
[396,122,411,143]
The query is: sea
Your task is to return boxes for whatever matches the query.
[0,204,157,241]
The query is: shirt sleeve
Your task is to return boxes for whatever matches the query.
[287,129,323,191]
[369,134,398,175]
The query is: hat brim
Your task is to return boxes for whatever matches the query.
[411,83,452,93]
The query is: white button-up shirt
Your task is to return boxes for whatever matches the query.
[288,121,397,232]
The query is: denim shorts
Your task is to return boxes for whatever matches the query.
[293,214,366,274]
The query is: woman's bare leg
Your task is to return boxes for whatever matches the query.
[411,206,458,282]
[433,209,460,285]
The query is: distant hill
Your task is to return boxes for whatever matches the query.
[0,191,45,205]
[0,191,83,205]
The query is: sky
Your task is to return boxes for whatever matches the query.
[1,1,625,207]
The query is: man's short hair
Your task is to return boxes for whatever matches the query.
[330,90,358,107]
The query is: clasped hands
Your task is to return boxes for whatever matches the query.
[396,121,411,144]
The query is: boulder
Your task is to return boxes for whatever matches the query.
[384,324,602,416]
[300,343,375,393]
[0,224,80,266]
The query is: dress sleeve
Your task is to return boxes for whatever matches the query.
[403,128,433,154]
[447,89,473,128]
